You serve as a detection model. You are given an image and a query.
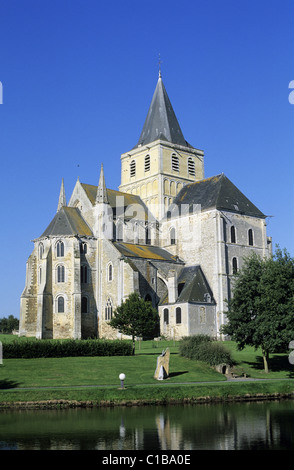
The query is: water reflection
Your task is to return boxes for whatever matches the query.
[0,400,294,450]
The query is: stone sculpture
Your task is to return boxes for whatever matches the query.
[154,348,170,380]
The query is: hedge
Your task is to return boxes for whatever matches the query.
[2,339,133,359]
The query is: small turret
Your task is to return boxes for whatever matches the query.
[96,163,108,204]
[94,164,113,239]
[57,178,66,212]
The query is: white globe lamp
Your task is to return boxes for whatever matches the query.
[119,373,126,389]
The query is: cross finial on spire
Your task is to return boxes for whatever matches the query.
[158,53,162,78]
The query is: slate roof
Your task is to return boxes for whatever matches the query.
[81,184,151,221]
[171,173,266,218]
[160,265,214,305]
[113,241,183,263]
[177,266,214,304]
[40,206,93,238]
[135,75,193,149]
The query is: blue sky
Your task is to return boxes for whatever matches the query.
[0,0,293,318]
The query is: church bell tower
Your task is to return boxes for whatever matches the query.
[119,72,204,219]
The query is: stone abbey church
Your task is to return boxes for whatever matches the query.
[19,73,272,341]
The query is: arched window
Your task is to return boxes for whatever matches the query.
[108,263,113,281]
[232,257,238,274]
[57,296,65,313]
[144,154,150,172]
[163,308,169,324]
[81,296,88,314]
[57,241,64,257]
[188,158,195,176]
[170,181,176,196]
[230,226,236,244]
[145,226,151,245]
[176,307,182,324]
[81,265,88,283]
[105,298,113,321]
[171,154,179,172]
[57,265,65,283]
[248,229,254,246]
[170,227,176,245]
[164,179,170,195]
[130,160,136,178]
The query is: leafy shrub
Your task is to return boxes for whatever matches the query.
[179,334,233,366]
[195,341,233,366]
[179,334,212,359]
[2,339,133,359]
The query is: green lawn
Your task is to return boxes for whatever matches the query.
[0,335,294,405]
[224,341,294,379]
[0,341,225,389]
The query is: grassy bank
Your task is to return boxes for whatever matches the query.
[1,380,294,408]
[0,335,294,407]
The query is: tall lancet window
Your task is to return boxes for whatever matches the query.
[232,257,238,274]
[57,296,65,313]
[105,298,113,321]
[145,226,151,245]
[230,226,236,244]
[163,308,169,324]
[57,240,64,257]
[248,229,254,246]
[57,265,65,283]
[108,263,113,282]
[81,296,88,314]
[81,265,88,283]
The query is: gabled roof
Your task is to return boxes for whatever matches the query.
[135,74,193,149]
[40,206,93,238]
[113,241,183,263]
[160,265,214,305]
[177,266,214,304]
[80,183,151,220]
[171,173,266,218]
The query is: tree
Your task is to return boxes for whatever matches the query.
[221,247,294,373]
[0,315,19,333]
[109,293,159,355]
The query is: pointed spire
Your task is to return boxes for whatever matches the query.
[57,178,66,212]
[96,163,108,204]
[136,74,191,148]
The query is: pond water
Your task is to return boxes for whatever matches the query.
[0,400,294,451]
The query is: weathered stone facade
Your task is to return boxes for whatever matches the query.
[20,74,272,340]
